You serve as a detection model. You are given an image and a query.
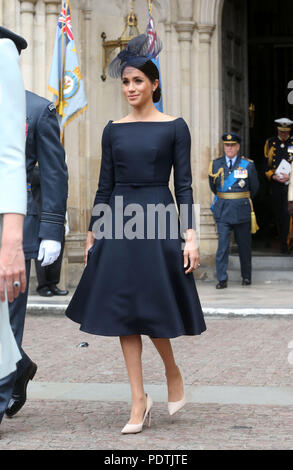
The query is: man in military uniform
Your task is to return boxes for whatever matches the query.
[288,162,293,248]
[264,118,293,253]
[209,133,259,289]
[0,27,68,423]
[289,163,293,211]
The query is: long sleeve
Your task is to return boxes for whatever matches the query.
[36,103,68,241]
[173,119,196,231]
[264,138,275,181]
[208,161,218,195]
[88,123,115,231]
[0,39,26,215]
[248,162,260,198]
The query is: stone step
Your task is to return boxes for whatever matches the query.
[227,268,293,283]
[228,255,293,270]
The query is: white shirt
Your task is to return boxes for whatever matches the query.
[225,155,238,169]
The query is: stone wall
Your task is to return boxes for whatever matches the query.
[0,0,225,287]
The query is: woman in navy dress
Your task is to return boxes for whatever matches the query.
[66,34,206,434]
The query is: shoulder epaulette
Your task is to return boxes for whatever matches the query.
[241,156,254,163]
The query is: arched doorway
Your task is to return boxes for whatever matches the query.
[222,0,293,253]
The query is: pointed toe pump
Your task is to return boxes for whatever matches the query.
[168,395,186,416]
[121,394,153,434]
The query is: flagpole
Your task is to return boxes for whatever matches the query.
[61,1,68,146]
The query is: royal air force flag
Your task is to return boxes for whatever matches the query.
[146,7,163,112]
[48,0,87,139]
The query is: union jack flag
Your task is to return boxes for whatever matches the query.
[58,2,73,43]
[146,14,159,58]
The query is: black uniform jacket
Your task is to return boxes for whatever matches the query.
[24,90,68,258]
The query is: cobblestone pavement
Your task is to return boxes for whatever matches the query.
[1,401,293,450]
[1,315,293,450]
[16,316,293,386]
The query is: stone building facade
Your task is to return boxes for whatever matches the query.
[3,0,289,286]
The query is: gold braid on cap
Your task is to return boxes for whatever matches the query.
[208,161,225,188]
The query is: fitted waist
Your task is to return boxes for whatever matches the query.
[115,181,169,187]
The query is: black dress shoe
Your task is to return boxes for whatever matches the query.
[5,362,38,418]
[216,281,227,289]
[242,279,251,286]
[50,285,69,296]
[37,286,54,297]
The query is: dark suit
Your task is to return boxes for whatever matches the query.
[264,136,293,251]
[209,155,259,282]
[31,166,65,291]
[0,91,68,423]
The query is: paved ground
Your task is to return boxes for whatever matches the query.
[27,281,293,316]
[2,400,293,450]
[1,306,293,450]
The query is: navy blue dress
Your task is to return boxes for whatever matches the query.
[66,118,206,338]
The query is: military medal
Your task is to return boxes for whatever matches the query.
[238,179,246,188]
[234,169,248,179]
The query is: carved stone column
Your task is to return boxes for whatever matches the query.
[174,0,196,123]
[0,0,3,25]
[19,0,37,90]
[64,1,92,288]
[3,0,16,29]
[197,23,218,256]
[44,0,60,85]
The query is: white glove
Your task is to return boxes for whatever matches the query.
[37,239,61,267]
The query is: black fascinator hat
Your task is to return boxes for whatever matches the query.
[0,26,27,54]
[108,33,163,78]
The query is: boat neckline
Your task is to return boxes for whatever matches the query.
[110,117,182,124]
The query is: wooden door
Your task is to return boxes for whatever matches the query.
[222,0,249,155]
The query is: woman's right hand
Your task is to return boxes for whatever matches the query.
[0,214,26,303]
[84,231,95,264]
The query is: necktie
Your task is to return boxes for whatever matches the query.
[228,160,233,171]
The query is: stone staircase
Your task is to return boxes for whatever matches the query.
[227,254,293,283]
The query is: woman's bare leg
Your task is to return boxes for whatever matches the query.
[150,338,184,402]
[120,335,147,424]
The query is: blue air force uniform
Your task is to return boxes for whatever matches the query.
[209,133,259,286]
[0,90,68,422]
[24,91,68,256]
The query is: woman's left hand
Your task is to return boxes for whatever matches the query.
[183,229,200,274]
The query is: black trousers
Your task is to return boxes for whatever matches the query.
[0,260,32,424]
[271,181,290,250]
[35,230,65,290]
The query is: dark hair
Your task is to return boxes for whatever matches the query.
[137,60,161,103]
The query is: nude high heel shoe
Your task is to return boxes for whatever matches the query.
[167,369,186,415]
[121,394,153,434]
[168,395,186,416]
